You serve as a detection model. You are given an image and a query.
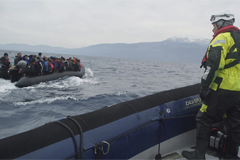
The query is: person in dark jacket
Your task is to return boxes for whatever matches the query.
[28,55,33,62]
[67,58,74,71]
[75,58,81,72]
[9,57,26,82]
[25,58,37,77]
[0,53,12,79]
[57,57,65,72]
[14,52,22,65]
[35,58,43,75]
[63,58,69,71]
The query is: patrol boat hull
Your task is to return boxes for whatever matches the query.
[0,83,202,159]
[15,65,85,87]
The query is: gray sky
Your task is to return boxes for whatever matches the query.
[0,0,239,48]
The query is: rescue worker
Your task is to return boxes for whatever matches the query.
[0,53,11,79]
[182,10,240,159]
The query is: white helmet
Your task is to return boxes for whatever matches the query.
[210,10,235,24]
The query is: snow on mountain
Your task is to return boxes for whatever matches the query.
[167,37,210,46]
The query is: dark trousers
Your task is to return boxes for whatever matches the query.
[196,89,240,144]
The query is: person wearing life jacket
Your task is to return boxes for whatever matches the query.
[72,58,76,71]
[51,57,58,72]
[75,58,81,72]
[14,52,22,65]
[0,53,12,79]
[47,58,54,74]
[182,10,240,160]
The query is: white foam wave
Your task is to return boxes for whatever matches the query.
[115,91,128,96]
[0,79,17,95]
[85,67,94,77]
[33,76,99,89]
[1,67,100,105]
[13,95,79,106]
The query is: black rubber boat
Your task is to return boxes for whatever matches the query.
[15,65,85,87]
[0,67,10,80]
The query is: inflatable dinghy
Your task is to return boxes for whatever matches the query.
[0,83,202,159]
[0,68,2,78]
[0,67,10,80]
[15,65,85,87]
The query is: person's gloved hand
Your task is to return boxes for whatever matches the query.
[200,87,209,101]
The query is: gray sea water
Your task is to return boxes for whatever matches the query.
[0,50,203,140]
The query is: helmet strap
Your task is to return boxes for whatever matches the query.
[217,21,226,30]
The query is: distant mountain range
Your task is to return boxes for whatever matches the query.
[0,37,211,64]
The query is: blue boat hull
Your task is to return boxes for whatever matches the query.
[0,83,202,159]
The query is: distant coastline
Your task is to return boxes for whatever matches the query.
[0,37,210,64]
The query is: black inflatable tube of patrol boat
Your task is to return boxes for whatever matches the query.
[15,65,85,87]
[0,83,201,159]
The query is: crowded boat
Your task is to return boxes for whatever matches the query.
[0,52,84,86]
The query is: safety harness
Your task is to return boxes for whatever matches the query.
[224,31,240,69]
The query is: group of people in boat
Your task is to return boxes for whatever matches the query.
[0,52,82,82]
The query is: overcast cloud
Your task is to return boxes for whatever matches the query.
[0,0,239,48]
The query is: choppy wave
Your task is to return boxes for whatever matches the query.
[0,52,202,139]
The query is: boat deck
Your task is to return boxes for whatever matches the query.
[162,146,223,160]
